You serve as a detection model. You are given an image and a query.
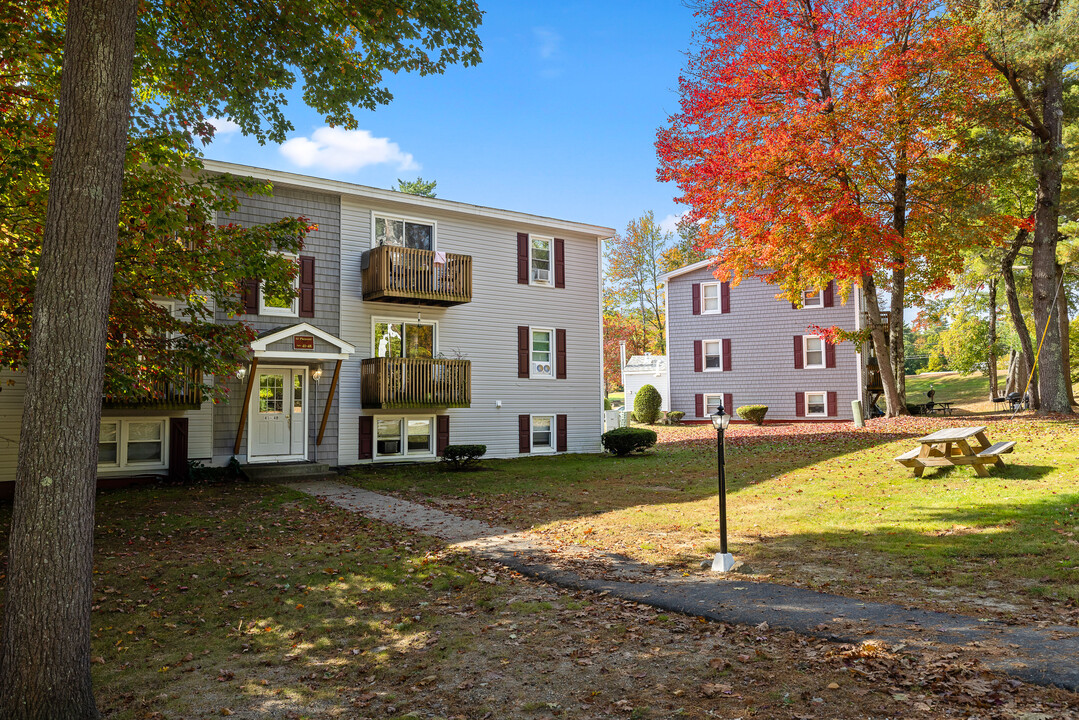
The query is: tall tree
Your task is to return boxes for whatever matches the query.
[657,0,1006,416]
[658,218,707,273]
[605,211,669,353]
[0,2,483,717]
[395,177,438,197]
[967,0,1077,413]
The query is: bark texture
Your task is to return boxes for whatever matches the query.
[1001,228,1039,408]
[889,170,907,404]
[988,278,998,401]
[0,0,138,717]
[1056,262,1074,407]
[863,274,906,416]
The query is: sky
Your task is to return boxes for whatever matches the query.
[206,1,700,237]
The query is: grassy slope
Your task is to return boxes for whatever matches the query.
[350,416,1079,619]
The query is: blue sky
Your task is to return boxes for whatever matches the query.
[206,1,700,236]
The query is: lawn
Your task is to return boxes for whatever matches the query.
[10,482,1076,718]
[906,371,1079,414]
[348,414,1079,622]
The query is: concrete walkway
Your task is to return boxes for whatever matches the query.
[290,480,1079,692]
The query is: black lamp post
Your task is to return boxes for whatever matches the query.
[710,404,735,571]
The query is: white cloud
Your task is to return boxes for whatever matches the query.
[659,213,686,235]
[533,27,562,60]
[279,127,418,173]
[208,117,240,135]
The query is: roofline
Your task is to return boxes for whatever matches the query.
[659,257,719,283]
[202,159,615,239]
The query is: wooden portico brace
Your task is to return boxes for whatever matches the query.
[233,323,355,456]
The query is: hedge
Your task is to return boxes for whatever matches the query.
[441,444,487,469]
[601,427,657,456]
[633,384,663,425]
[736,405,768,426]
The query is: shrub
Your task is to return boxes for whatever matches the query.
[442,444,487,470]
[601,427,658,456]
[633,384,663,425]
[736,405,768,426]
[666,411,685,424]
[604,397,613,411]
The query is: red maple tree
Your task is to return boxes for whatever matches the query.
[656,0,1008,416]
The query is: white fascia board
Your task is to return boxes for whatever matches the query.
[250,322,356,354]
[658,257,720,283]
[202,159,616,240]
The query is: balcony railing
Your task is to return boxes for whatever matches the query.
[360,357,471,409]
[361,245,472,306]
[102,366,203,410]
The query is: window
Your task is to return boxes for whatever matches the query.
[375,417,434,458]
[805,392,827,417]
[703,339,723,371]
[702,394,726,416]
[530,235,552,286]
[532,415,554,452]
[374,214,434,251]
[802,289,823,308]
[531,328,554,378]
[374,320,435,359]
[97,419,167,471]
[701,283,720,313]
[259,374,285,413]
[293,374,304,414]
[260,254,298,317]
[803,335,825,368]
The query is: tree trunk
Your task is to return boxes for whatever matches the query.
[1030,64,1071,414]
[988,278,999,400]
[0,1,138,718]
[1057,262,1074,406]
[1001,228,1039,408]
[889,170,907,404]
[863,274,906,416]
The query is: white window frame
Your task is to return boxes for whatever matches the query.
[370,316,439,359]
[97,418,169,473]
[370,211,437,252]
[702,394,726,416]
[702,339,724,372]
[259,253,299,318]
[529,327,556,379]
[530,414,555,453]
[801,289,823,308]
[803,335,825,369]
[805,391,828,417]
[529,234,554,287]
[373,415,436,460]
[701,282,721,314]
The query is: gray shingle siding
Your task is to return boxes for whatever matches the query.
[667,268,861,421]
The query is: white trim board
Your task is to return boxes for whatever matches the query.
[250,322,356,355]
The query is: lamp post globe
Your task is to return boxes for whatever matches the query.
[709,404,735,572]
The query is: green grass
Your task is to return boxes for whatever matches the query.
[348,415,1079,617]
[905,371,1004,407]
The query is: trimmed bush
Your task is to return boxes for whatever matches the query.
[736,405,768,426]
[604,397,613,411]
[633,384,663,425]
[601,427,658,456]
[441,444,487,469]
[666,411,685,425]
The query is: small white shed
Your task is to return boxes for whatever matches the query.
[622,355,670,412]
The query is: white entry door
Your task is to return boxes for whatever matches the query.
[250,368,306,460]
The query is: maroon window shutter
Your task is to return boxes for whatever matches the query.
[436,416,450,455]
[692,283,701,315]
[358,417,373,460]
[299,256,315,318]
[794,336,804,369]
[724,393,733,416]
[721,281,731,314]
[827,391,838,417]
[722,339,732,372]
[168,418,189,483]
[693,340,703,373]
[795,393,805,417]
[518,326,530,378]
[241,279,259,314]
[824,280,835,307]
[791,300,798,310]
[695,393,704,418]
[825,341,836,368]
[556,414,568,452]
[554,238,565,288]
[556,329,567,379]
[517,232,529,284]
[518,414,531,453]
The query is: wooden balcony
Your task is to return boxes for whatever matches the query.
[361,245,472,307]
[103,366,203,411]
[360,357,471,409]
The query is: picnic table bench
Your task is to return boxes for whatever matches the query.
[894,426,1015,477]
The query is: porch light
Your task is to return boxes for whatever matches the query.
[235,364,248,381]
[311,364,324,381]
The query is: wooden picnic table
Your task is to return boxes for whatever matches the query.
[894,426,1015,477]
